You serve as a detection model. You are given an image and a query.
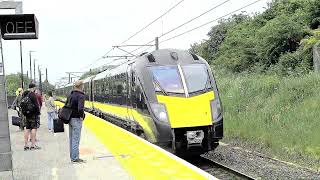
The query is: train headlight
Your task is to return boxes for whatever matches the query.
[210,99,222,121]
[150,103,169,123]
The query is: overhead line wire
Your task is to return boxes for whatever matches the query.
[120,0,185,45]
[81,47,115,70]
[159,0,231,39]
[160,0,263,44]
[81,0,185,71]
[128,0,232,55]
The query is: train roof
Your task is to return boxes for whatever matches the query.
[57,49,205,87]
[92,59,132,81]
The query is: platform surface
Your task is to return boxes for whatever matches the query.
[3,104,216,180]
[5,108,131,180]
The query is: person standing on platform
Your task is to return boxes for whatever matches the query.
[35,89,43,129]
[68,80,86,163]
[45,91,56,132]
[12,88,25,131]
[22,83,41,150]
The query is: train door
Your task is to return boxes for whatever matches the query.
[90,77,95,109]
[127,63,135,121]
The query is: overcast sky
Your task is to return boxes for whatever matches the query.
[1,0,271,85]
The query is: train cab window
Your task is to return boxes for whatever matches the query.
[149,66,184,94]
[182,64,213,94]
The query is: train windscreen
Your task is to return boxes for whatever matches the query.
[182,64,212,94]
[149,66,185,94]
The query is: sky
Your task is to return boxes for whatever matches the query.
[1,0,271,85]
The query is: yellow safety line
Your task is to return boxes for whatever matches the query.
[55,101,211,180]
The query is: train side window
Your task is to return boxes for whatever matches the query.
[137,91,150,115]
[117,84,123,94]
[132,72,136,87]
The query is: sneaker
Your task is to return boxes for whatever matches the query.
[24,146,29,151]
[30,145,41,150]
[71,159,86,163]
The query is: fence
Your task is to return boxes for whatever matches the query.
[0,76,12,172]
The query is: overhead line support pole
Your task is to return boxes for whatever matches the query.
[155,37,159,50]
[29,51,32,80]
[19,41,24,88]
[33,59,36,83]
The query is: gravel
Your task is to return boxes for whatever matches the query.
[203,143,320,179]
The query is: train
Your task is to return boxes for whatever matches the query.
[56,49,223,155]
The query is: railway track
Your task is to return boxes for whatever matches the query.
[187,156,255,180]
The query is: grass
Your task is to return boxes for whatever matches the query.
[213,69,320,167]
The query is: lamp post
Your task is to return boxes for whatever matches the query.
[38,65,43,93]
[19,41,24,88]
[33,59,37,83]
[29,50,35,81]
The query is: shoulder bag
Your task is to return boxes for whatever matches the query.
[58,96,73,124]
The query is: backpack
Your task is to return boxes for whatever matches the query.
[20,92,37,117]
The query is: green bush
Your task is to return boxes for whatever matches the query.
[191,0,320,75]
[215,70,320,162]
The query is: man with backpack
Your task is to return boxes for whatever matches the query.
[20,83,41,150]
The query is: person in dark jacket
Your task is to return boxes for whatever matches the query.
[12,88,25,131]
[68,80,85,163]
[23,83,41,151]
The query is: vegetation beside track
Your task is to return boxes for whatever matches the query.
[214,69,320,168]
[189,0,320,168]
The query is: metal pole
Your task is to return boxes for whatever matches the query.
[27,70,28,79]
[29,51,32,81]
[0,26,6,76]
[33,59,36,83]
[20,41,24,89]
[38,65,42,93]
[155,37,159,50]
[45,68,48,81]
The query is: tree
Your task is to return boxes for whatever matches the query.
[255,14,307,66]
[190,0,320,75]
[42,80,55,95]
[5,73,30,96]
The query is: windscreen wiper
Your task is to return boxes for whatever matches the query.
[153,78,169,96]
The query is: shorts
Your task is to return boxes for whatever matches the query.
[25,115,39,130]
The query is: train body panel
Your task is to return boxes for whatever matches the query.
[56,49,223,154]
[157,91,215,128]
[90,101,158,143]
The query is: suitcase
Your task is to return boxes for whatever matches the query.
[53,118,64,133]
[12,116,21,126]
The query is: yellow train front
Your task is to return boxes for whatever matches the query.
[56,49,223,155]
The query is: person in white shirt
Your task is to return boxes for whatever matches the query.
[45,91,56,132]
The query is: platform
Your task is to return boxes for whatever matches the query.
[5,108,131,180]
[2,104,217,180]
